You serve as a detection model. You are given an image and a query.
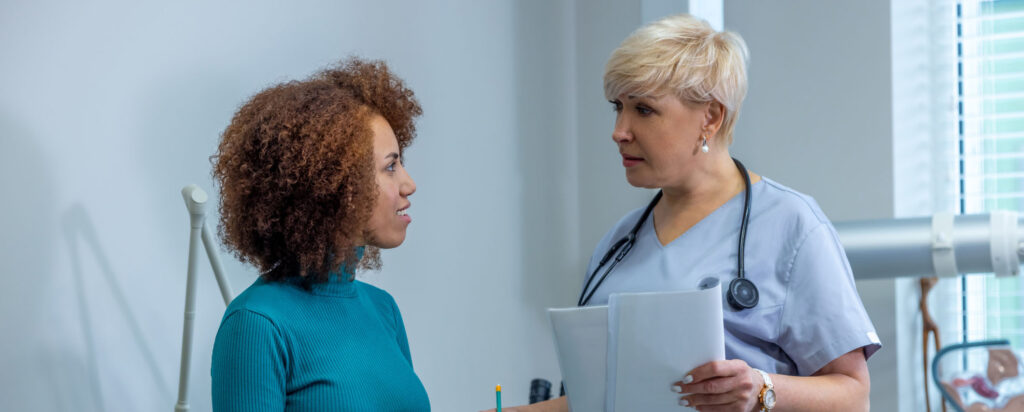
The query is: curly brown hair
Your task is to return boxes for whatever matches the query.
[211,57,422,282]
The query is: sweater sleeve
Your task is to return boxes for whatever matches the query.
[211,309,289,412]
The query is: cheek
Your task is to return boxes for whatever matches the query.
[642,142,691,178]
[640,141,673,167]
[376,186,397,216]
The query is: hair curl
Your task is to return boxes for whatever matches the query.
[212,57,422,282]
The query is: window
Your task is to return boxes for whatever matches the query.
[959,0,1024,347]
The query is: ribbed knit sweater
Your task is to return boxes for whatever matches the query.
[211,275,430,411]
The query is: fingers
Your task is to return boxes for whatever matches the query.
[674,373,753,396]
[671,359,748,391]
[678,389,742,407]
[670,359,760,411]
[687,404,752,412]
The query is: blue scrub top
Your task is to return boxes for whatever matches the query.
[582,177,881,376]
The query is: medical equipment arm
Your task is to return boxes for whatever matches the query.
[835,212,1023,280]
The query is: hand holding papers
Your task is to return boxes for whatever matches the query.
[550,280,725,412]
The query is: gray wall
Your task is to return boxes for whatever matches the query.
[1,0,924,410]
[0,1,580,410]
[725,0,900,410]
[574,0,655,271]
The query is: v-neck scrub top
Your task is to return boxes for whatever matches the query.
[582,177,881,376]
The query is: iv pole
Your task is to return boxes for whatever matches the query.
[175,185,233,412]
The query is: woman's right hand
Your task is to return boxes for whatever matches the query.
[671,359,761,411]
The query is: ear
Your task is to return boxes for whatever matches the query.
[703,101,726,139]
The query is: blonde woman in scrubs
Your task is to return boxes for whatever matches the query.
[496,13,880,412]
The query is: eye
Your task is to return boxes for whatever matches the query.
[609,100,623,113]
[385,161,397,172]
[635,105,653,116]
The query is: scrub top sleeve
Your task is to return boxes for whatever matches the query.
[777,223,881,376]
[211,309,288,412]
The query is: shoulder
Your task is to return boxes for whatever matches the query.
[597,206,648,249]
[355,280,401,317]
[222,277,306,324]
[355,280,396,306]
[756,178,854,284]
[583,205,649,275]
[756,177,834,238]
[215,279,293,353]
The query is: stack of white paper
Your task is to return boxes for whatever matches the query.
[549,283,724,412]
[549,306,608,412]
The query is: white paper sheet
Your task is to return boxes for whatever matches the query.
[606,282,725,412]
[548,305,608,412]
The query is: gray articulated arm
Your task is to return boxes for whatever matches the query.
[835,212,1022,280]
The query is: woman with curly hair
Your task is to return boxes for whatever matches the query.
[209,58,428,411]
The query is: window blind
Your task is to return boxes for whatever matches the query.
[958,0,1024,348]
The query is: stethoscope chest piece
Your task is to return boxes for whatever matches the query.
[726,277,759,310]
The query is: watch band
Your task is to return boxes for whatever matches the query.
[753,368,775,411]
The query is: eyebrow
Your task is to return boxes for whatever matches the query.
[626,94,658,102]
[382,152,401,169]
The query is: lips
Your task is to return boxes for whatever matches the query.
[621,153,644,167]
[396,204,411,223]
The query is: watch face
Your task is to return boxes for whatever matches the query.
[764,389,776,408]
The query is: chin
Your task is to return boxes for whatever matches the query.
[371,235,406,249]
[624,173,657,189]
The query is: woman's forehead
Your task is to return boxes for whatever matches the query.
[370,116,399,153]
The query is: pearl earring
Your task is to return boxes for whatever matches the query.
[701,135,709,153]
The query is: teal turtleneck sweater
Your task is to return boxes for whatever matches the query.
[211,270,430,411]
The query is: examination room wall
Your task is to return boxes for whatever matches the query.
[726,0,923,410]
[2,0,931,411]
[0,1,581,410]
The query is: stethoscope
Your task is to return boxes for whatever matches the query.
[577,158,760,311]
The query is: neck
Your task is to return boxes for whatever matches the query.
[659,153,745,212]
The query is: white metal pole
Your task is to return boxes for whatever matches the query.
[201,223,233,305]
[175,185,208,412]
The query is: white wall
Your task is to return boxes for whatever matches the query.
[0,1,581,410]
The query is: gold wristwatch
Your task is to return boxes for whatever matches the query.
[753,368,776,411]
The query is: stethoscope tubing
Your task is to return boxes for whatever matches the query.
[577,158,755,308]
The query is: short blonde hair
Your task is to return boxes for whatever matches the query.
[604,14,749,144]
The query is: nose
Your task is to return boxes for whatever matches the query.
[612,116,632,143]
[400,168,416,197]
